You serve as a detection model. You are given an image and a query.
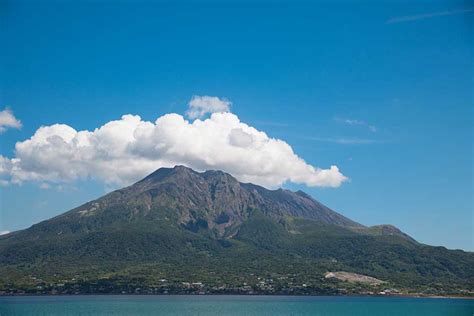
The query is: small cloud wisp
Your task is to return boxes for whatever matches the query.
[386,8,473,24]
[0,108,22,134]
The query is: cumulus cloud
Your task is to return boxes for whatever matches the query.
[0,108,22,133]
[0,112,347,188]
[186,95,231,119]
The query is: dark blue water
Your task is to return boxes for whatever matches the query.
[0,295,473,316]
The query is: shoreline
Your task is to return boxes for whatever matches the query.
[1,293,473,300]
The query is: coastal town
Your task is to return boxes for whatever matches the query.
[1,272,471,298]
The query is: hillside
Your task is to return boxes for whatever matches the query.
[0,166,472,296]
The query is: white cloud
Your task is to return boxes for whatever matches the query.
[0,156,13,185]
[309,137,380,145]
[0,112,348,188]
[229,128,254,147]
[0,108,22,133]
[343,119,364,125]
[386,8,473,24]
[186,95,231,119]
[335,117,377,133]
[39,183,51,189]
[0,230,10,236]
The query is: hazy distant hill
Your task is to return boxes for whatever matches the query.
[0,166,472,296]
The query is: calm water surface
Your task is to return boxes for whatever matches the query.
[0,295,473,316]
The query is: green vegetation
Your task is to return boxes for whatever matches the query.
[0,166,472,296]
[1,216,472,296]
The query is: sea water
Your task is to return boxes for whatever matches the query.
[0,295,473,316]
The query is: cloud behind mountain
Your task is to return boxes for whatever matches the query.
[0,107,347,189]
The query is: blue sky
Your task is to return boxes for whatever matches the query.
[0,0,472,250]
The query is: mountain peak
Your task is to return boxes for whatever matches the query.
[173,165,193,171]
[140,165,196,182]
[139,166,242,189]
